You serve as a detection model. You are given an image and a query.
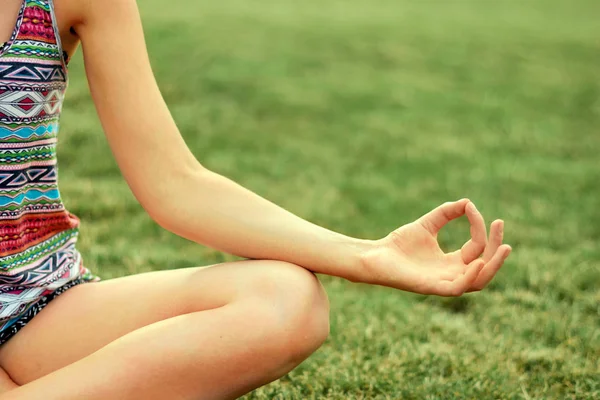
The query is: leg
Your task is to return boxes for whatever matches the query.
[0,369,17,392]
[0,260,329,399]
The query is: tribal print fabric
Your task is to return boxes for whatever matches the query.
[0,0,100,344]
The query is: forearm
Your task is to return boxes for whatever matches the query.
[151,168,375,281]
[76,0,371,280]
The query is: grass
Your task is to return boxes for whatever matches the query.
[56,0,599,398]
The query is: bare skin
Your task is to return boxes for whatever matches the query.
[0,261,331,399]
[0,0,512,398]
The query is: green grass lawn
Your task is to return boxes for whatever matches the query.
[57,0,599,398]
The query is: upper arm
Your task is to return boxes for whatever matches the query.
[72,0,204,217]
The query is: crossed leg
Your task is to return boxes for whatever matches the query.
[0,260,330,399]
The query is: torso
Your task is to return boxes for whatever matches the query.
[0,0,99,345]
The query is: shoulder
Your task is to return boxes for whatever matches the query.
[52,0,83,31]
[54,0,139,36]
[53,0,140,53]
[64,0,140,27]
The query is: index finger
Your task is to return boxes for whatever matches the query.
[418,198,470,235]
[461,202,488,263]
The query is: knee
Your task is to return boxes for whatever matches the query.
[244,261,330,366]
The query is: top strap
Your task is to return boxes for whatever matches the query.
[46,0,68,67]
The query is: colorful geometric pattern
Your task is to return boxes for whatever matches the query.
[0,276,86,345]
[0,0,100,341]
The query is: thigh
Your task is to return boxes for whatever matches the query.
[0,259,305,384]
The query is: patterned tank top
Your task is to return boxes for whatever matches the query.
[0,0,100,340]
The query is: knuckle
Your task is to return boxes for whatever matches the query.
[388,229,404,246]
[472,283,484,291]
[418,218,434,233]
[441,208,453,219]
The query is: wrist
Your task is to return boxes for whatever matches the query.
[342,237,378,283]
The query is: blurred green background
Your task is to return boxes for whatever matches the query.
[58,0,599,398]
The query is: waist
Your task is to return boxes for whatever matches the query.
[0,220,80,271]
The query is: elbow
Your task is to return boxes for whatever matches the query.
[143,163,212,232]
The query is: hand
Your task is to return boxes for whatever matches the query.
[359,199,512,296]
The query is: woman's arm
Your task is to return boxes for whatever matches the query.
[74,0,511,295]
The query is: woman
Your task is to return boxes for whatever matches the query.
[0,0,512,398]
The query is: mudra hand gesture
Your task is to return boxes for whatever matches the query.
[360,198,512,296]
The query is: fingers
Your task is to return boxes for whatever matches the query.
[467,244,512,292]
[436,264,466,280]
[418,198,470,236]
[433,259,484,297]
[460,202,488,264]
[482,219,504,262]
